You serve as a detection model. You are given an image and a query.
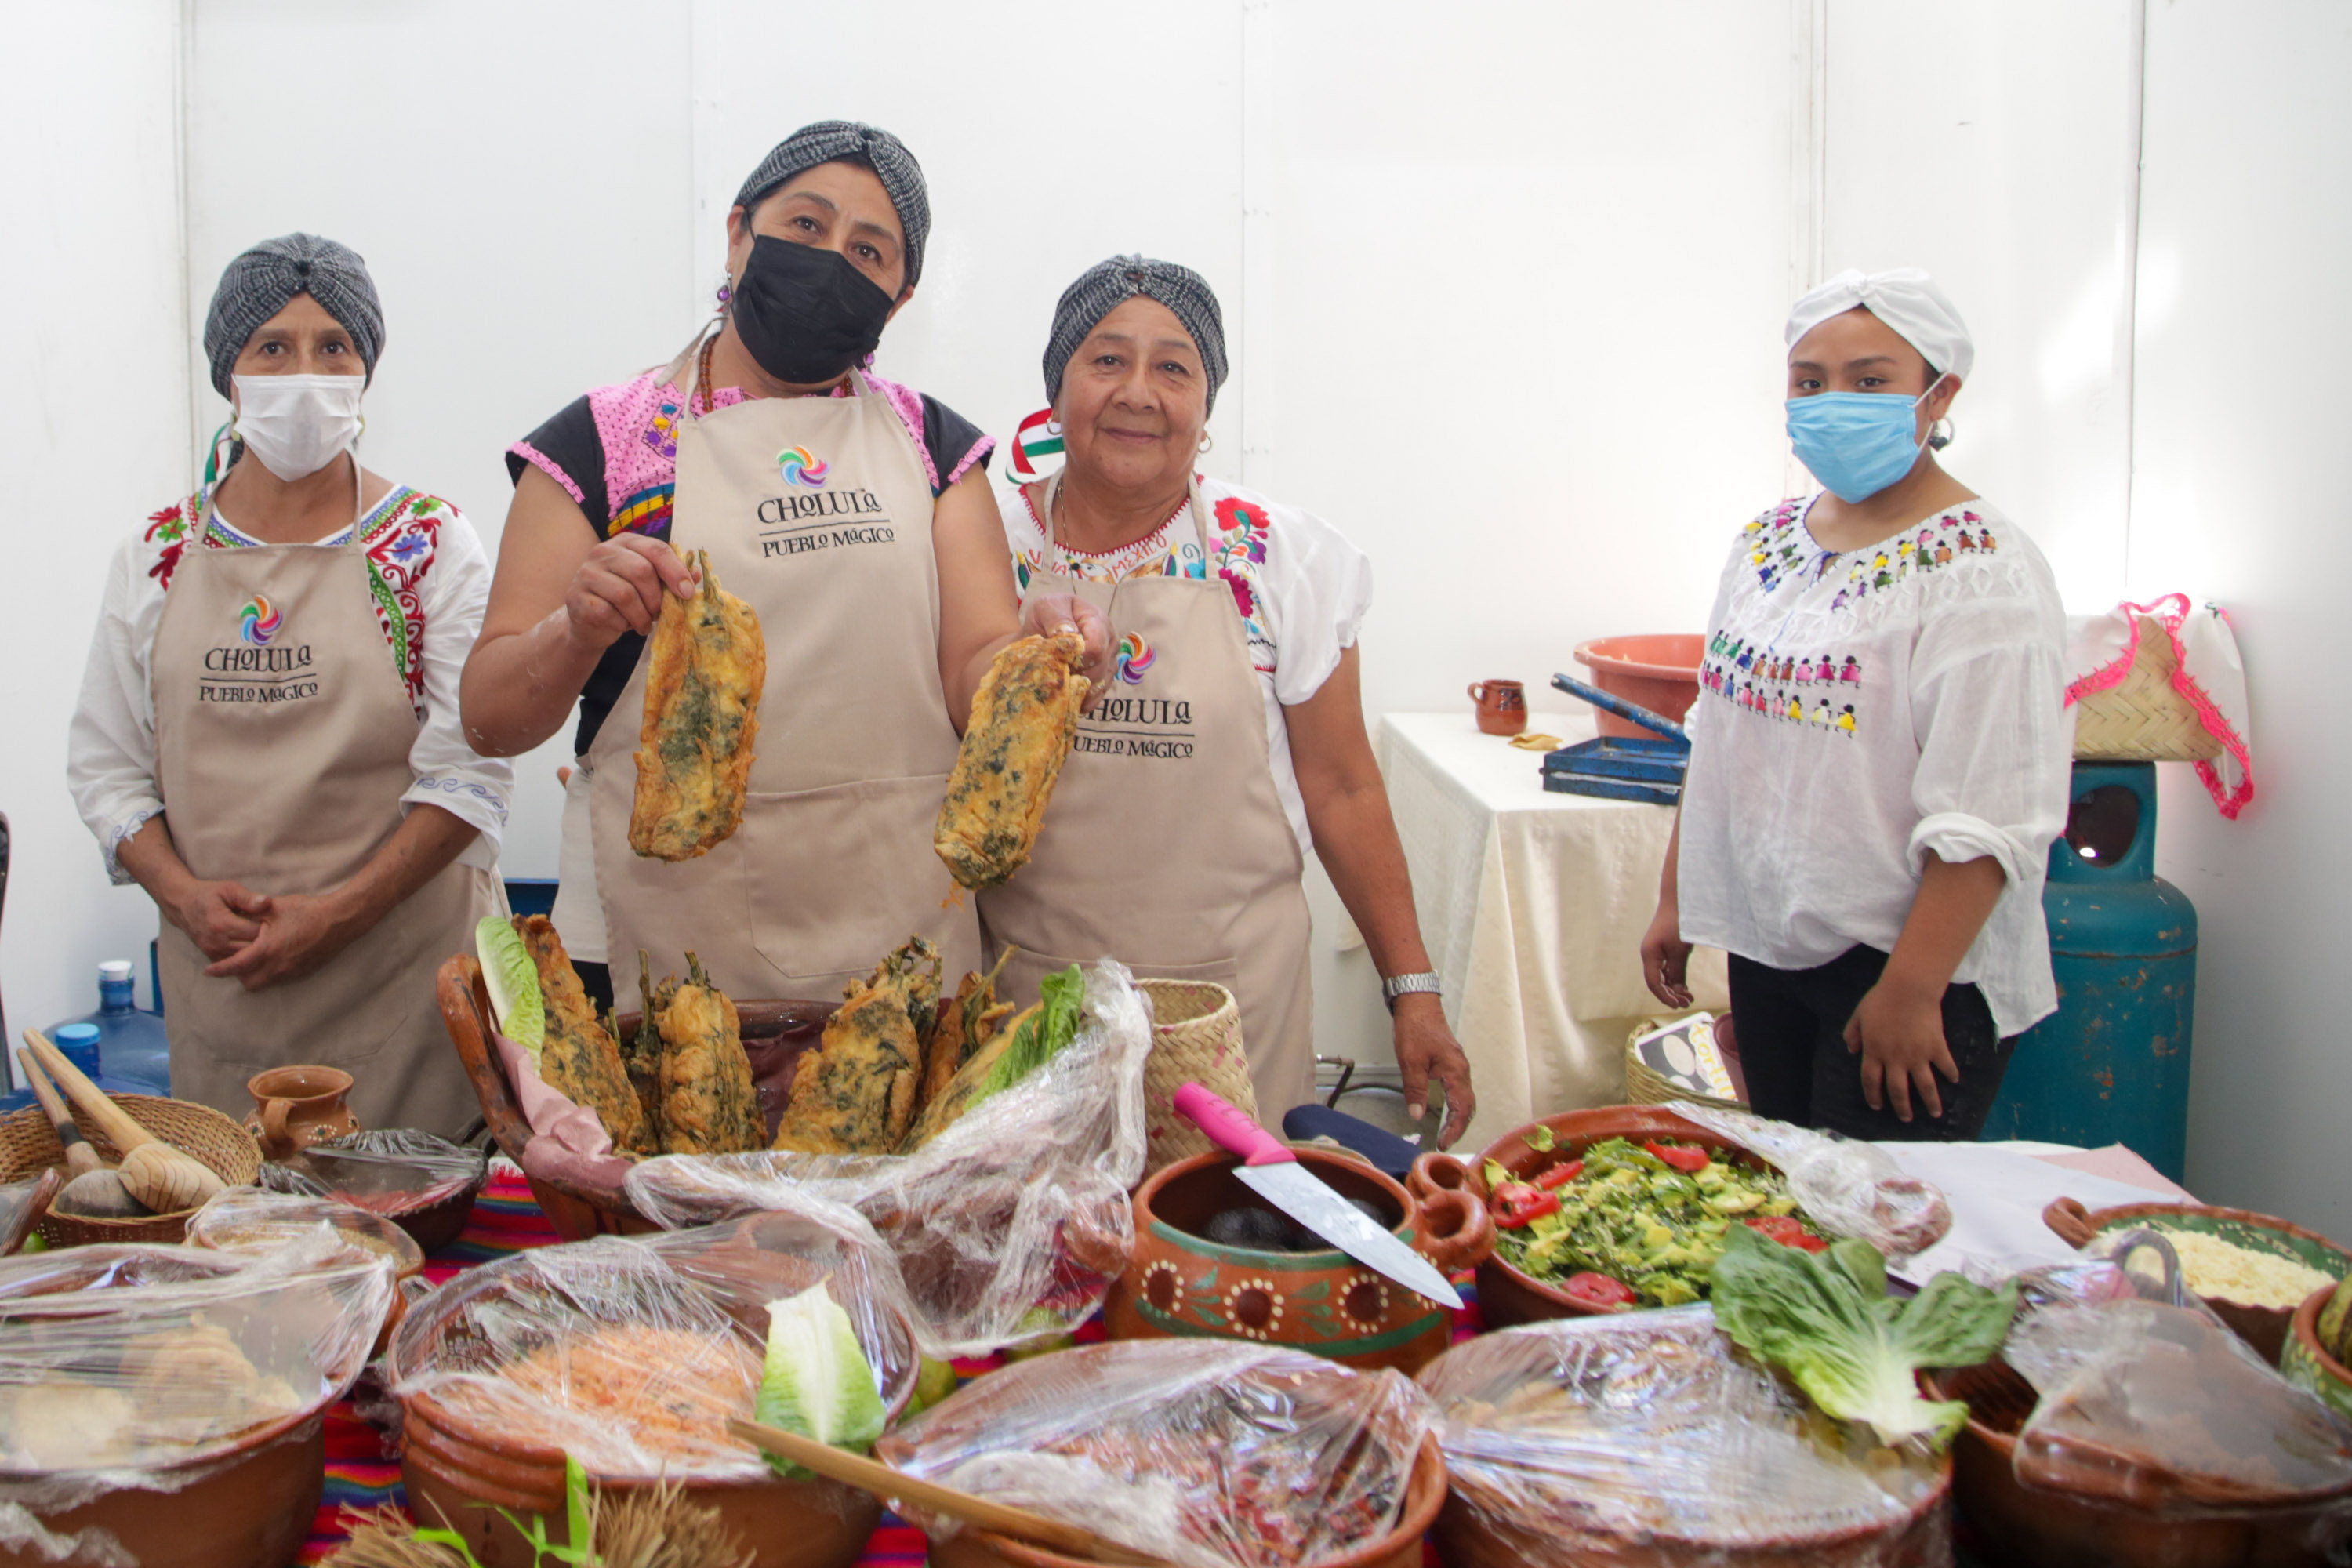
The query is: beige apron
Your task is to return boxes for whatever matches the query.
[151,481,497,1136]
[978,474,1319,1117]
[589,368,978,1012]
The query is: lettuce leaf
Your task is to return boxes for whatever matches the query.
[1709,1223,2016,1450]
[754,1282,886,1477]
[476,915,545,1062]
[975,964,1085,1099]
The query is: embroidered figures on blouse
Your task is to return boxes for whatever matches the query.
[1700,633,1863,737]
[1828,509,2002,610]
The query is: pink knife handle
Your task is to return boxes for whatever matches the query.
[1174,1083,1296,1167]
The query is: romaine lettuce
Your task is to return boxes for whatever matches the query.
[476,915,545,1062]
[754,1283,886,1476]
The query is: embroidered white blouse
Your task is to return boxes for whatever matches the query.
[67,484,513,882]
[1675,495,2074,1036]
[997,474,1374,855]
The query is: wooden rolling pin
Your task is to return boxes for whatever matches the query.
[16,1047,103,1180]
[22,1029,224,1213]
[725,1417,1170,1568]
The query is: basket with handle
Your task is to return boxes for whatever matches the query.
[0,1097,261,1247]
[1137,979,1257,1175]
[2074,613,2223,762]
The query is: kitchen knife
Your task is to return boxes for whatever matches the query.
[1175,1082,1463,1309]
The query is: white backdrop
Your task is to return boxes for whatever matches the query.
[4,2,2339,1220]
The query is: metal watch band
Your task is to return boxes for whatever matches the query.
[1381,971,1443,1011]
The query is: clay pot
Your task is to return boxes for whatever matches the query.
[1573,634,1704,740]
[1465,1104,1761,1329]
[1102,1149,1492,1374]
[2284,1283,2352,1427]
[243,1065,361,1158]
[0,1417,325,1568]
[925,1434,1447,1568]
[1467,678,1529,736]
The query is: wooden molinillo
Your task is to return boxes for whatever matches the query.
[23,1029,227,1213]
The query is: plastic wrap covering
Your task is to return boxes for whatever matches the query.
[2008,1233,2352,1532]
[626,960,1150,1357]
[387,1208,920,1482]
[1667,1101,1952,1261]
[258,1127,489,1217]
[877,1340,1434,1568]
[1417,1308,1953,1567]
[187,1189,426,1276]
[0,1240,393,1484]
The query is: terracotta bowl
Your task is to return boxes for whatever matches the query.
[1573,634,1704,739]
[2043,1196,2352,1364]
[1102,1148,1493,1374]
[2284,1283,2352,1427]
[390,1217,921,1568]
[925,1433,1446,1568]
[1922,1359,2352,1568]
[1465,1105,1767,1328]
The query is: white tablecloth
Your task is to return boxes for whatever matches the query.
[1377,710,1729,1149]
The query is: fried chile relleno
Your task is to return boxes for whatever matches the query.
[517,916,653,1155]
[631,548,764,862]
[935,631,1089,889]
[771,938,943,1156]
[917,946,1015,1111]
[654,951,765,1156]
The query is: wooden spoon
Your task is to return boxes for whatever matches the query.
[724,1417,1171,1567]
[22,1029,225,1213]
[16,1047,105,1179]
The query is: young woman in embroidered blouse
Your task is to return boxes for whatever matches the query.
[985,256,1477,1142]
[1642,269,2072,1140]
[67,234,511,1135]
[461,123,1107,1012]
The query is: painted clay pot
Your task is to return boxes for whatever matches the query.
[1462,1104,1766,1329]
[925,1434,1447,1568]
[2285,1283,2352,1427]
[1103,1148,1492,1373]
[242,1065,361,1158]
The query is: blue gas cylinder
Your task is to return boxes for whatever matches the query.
[44,961,172,1095]
[1980,762,2197,1178]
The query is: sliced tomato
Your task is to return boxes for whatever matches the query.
[1744,1214,1831,1252]
[1563,1272,1638,1312]
[1491,1183,1560,1229]
[1644,1140,1710,1173]
[1534,1159,1585,1190]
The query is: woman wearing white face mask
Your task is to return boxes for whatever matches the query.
[1639,268,2072,1142]
[67,233,512,1135]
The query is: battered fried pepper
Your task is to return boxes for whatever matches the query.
[516,916,652,1155]
[632,548,764,862]
[621,951,678,1146]
[655,951,764,1156]
[916,948,1017,1115]
[934,630,1089,889]
[771,938,941,1156]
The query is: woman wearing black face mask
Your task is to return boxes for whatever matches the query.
[463,122,1110,1012]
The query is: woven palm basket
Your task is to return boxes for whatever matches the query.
[1624,1014,1744,1113]
[2074,614,2223,762]
[0,1098,261,1247]
[1138,978,1258,1175]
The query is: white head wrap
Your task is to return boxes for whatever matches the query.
[1785,267,1974,382]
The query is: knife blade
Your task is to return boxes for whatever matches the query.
[1174,1083,1464,1310]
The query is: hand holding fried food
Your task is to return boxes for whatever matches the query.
[771,938,942,1156]
[655,951,765,1156]
[935,631,1088,890]
[632,548,764,862]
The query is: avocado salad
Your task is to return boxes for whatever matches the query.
[1485,1134,1825,1309]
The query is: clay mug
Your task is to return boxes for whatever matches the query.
[243,1065,361,1160]
[1468,678,1529,736]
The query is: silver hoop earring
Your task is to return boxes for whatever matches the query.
[1928,417,1955,452]
[1046,419,1062,437]
[1198,430,1214,454]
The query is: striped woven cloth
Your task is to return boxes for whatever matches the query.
[303,1168,1480,1566]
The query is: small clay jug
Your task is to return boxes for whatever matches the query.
[1468,678,1528,736]
[243,1065,361,1159]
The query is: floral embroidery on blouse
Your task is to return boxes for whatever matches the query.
[1009,488,1276,672]
[143,503,188,586]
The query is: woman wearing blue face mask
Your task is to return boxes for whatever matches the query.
[1639,269,2073,1141]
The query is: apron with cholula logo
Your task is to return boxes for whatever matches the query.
[978,472,1319,1119]
[589,368,978,1012]
[151,488,497,1136]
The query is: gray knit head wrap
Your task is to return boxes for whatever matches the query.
[734,121,931,290]
[1044,256,1229,416]
[202,233,383,397]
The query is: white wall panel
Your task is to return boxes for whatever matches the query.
[2130,2,2352,1223]
[1820,0,2140,610]
[0,2,189,1037]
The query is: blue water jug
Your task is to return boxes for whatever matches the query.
[44,1023,160,1099]
[45,961,172,1095]
[1980,762,2198,1178]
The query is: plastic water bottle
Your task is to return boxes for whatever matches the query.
[46,962,172,1095]
[45,1023,158,1098]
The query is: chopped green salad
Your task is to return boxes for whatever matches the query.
[1486,1134,1824,1309]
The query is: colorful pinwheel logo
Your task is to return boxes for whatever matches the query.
[238,595,281,646]
[777,445,829,488]
[1115,632,1156,685]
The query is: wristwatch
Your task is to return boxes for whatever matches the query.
[1381,971,1443,1012]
